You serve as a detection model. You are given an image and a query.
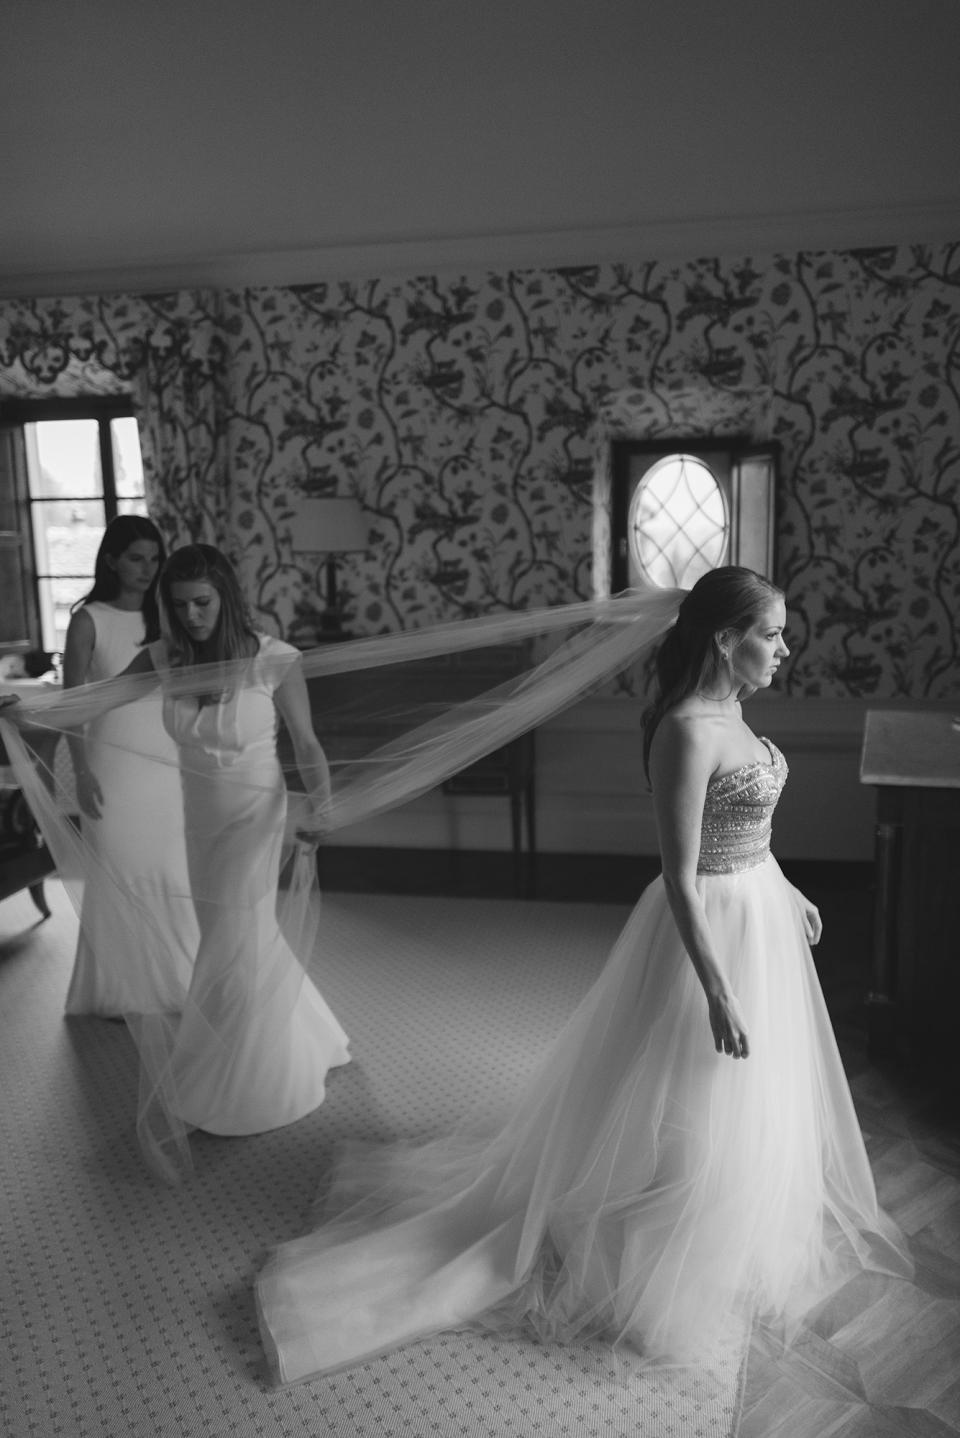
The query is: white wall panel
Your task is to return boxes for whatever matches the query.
[332,697,957,862]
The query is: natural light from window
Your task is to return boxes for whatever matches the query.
[26,416,146,652]
[628,453,729,589]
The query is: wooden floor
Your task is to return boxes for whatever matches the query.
[739,1034,960,1438]
[738,876,960,1438]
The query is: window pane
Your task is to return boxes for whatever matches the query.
[39,575,93,654]
[117,496,149,518]
[629,455,728,589]
[112,417,145,499]
[31,498,106,579]
[27,419,103,500]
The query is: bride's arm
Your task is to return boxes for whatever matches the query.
[274,659,331,845]
[650,715,751,1060]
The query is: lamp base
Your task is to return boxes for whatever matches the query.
[318,557,354,642]
[316,611,352,643]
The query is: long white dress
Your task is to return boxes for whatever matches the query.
[255,739,911,1384]
[149,634,350,1137]
[65,602,196,1015]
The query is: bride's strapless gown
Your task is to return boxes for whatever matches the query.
[256,739,910,1384]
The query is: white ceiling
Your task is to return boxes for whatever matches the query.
[3,0,960,294]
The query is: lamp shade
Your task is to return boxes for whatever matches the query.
[292,496,368,554]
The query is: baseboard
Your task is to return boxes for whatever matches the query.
[317,846,875,905]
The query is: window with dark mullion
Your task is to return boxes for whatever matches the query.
[610,437,778,591]
[0,397,146,655]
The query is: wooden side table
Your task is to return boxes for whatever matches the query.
[860,709,960,1074]
[441,732,536,897]
[285,644,539,897]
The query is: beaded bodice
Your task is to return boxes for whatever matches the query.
[697,739,787,875]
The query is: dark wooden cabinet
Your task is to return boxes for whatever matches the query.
[860,709,960,1078]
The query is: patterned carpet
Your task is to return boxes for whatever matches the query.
[0,881,747,1438]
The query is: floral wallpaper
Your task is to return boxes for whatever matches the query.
[1,242,958,698]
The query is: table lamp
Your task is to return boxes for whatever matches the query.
[292,495,368,640]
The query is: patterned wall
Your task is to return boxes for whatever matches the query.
[1,242,958,698]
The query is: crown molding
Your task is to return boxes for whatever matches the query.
[1,200,959,300]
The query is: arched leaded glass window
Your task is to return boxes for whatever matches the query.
[628,453,728,589]
[610,439,777,592]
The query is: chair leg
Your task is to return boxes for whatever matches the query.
[524,777,537,898]
[28,882,51,920]
[511,793,523,897]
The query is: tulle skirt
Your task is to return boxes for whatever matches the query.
[258,856,910,1383]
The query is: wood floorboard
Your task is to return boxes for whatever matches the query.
[916,1203,960,1266]
[735,862,960,1438]
[740,1387,862,1438]
[762,1327,868,1401]
[931,1373,960,1430]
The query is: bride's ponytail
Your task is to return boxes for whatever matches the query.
[641,566,783,780]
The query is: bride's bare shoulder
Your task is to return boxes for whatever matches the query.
[658,696,727,738]
[649,705,723,777]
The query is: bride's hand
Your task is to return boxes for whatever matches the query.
[707,990,750,1060]
[791,886,822,945]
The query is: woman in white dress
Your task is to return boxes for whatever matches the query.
[255,566,911,1385]
[122,544,350,1154]
[62,515,196,1015]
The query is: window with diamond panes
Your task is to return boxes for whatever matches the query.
[610,439,777,593]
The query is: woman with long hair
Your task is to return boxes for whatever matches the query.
[62,514,197,1015]
[119,544,349,1160]
[255,564,910,1384]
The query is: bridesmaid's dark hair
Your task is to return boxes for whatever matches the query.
[74,514,167,642]
[642,565,784,779]
[158,544,260,666]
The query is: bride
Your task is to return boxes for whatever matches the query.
[254,566,911,1384]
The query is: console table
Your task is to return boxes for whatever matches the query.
[860,708,960,1075]
[284,644,538,897]
[440,734,535,896]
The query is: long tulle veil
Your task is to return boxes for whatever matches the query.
[0,585,681,1180]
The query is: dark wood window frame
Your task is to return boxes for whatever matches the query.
[610,436,779,592]
[0,395,137,655]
